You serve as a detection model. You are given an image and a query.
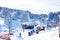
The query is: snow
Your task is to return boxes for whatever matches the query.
[0,20,4,25]
[10,35,23,40]
[10,27,60,40]
[21,27,60,40]
[0,17,60,40]
[0,18,4,25]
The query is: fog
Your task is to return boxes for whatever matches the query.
[0,0,60,14]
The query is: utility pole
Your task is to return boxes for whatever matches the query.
[59,15,60,37]
[4,9,12,35]
[8,13,11,34]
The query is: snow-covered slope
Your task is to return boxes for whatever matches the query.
[21,27,60,40]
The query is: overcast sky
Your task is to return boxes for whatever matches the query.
[0,0,60,14]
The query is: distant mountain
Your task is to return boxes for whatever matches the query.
[0,7,59,24]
